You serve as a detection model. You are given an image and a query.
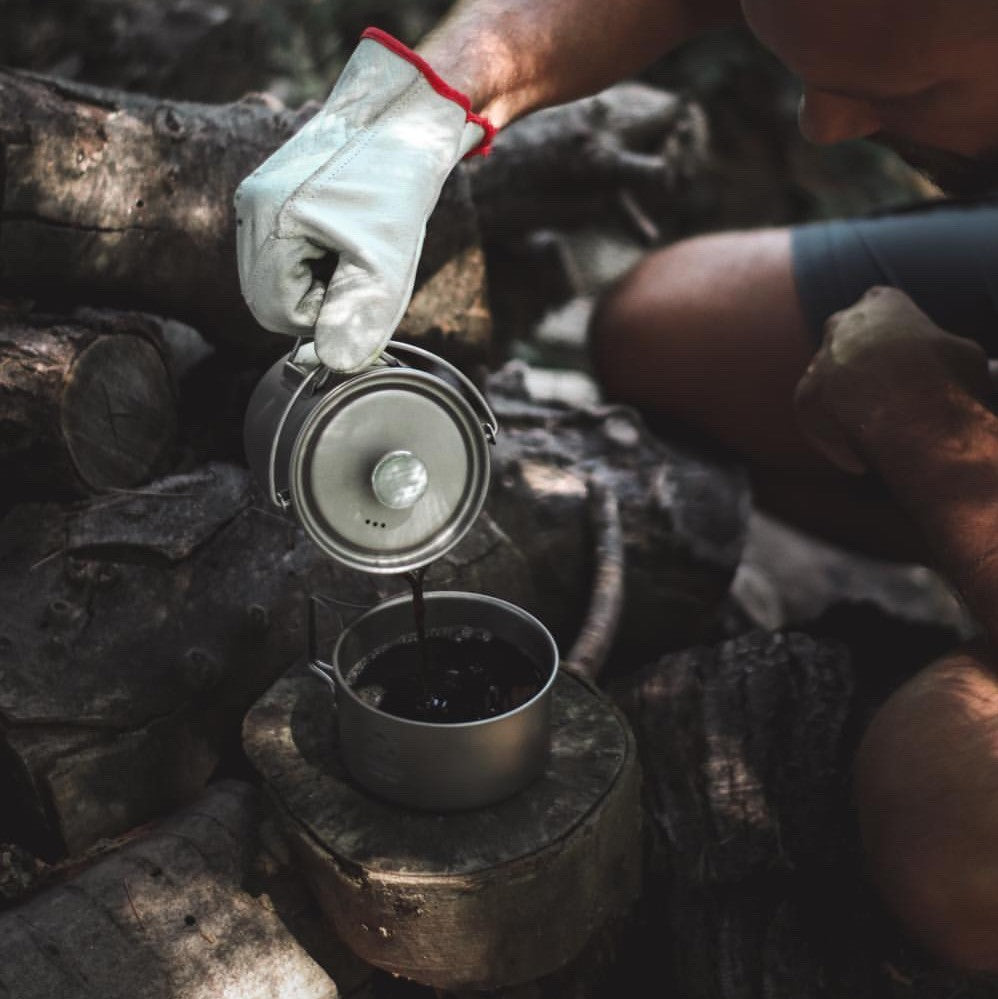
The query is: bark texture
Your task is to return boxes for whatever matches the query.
[0,780,348,999]
[0,69,489,366]
[0,461,535,860]
[485,361,750,673]
[0,364,744,860]
[0,0,276,103]
[609,629,998,999]
[0,70,705,369]
[468,82,710,241]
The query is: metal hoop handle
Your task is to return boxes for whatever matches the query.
[267,363,322,510]
[382,340,499,444]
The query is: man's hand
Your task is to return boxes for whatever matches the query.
[794,286,992,474]
[234,29,493,372]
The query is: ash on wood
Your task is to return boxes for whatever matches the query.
[0,308,176,496]
[242,664,643,992]
[0,780,345,999]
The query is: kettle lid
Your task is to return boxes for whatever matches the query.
[289,351,493,574]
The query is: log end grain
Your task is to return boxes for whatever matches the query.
[62,333,176,490]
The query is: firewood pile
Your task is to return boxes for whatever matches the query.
[0,3,991,997]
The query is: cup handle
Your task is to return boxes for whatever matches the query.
[307,592,341,700]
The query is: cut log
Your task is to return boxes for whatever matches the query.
[0,362,744,861]
[0,780,353,999]
[0,69,706,369]
[242,664,643,992]
[0,69,490,367]
[0,307,177,497]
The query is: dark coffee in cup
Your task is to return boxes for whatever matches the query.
[349,626,546,724]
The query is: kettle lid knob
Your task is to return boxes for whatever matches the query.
[371,450,429,510]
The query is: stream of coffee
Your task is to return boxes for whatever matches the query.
[404,565,429,697]
[348,565,545,723]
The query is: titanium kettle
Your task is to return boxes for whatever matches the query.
[243,338,498,573]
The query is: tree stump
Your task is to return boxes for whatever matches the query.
[242,663,643,992]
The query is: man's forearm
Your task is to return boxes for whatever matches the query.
[859,387,998,647]
[415,0,740,128]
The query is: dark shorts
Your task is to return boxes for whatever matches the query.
[790,196,998,354]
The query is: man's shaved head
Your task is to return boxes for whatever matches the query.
[740,0,998,195]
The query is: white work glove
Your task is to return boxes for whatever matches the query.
[234,28,494,372]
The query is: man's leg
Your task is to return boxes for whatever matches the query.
[855,643,998,973]
[588,227,926,559]
[589,199,998,561]
[587,203,998,972]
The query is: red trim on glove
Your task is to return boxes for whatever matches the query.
[361,27,496,157]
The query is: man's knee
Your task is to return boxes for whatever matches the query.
[588,232,727,402]
[588,227,804,410]
[855,645,998,972]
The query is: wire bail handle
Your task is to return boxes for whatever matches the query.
[381,341,499,445]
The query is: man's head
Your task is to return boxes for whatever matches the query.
[740,0,998,195]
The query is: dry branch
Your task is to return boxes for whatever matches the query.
[563,476,625,683]
[467,82,711,240]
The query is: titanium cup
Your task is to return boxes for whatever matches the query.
[309,591,560,811]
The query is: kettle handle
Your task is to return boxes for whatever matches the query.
[383,340,499,445]
[268,351,324,510]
